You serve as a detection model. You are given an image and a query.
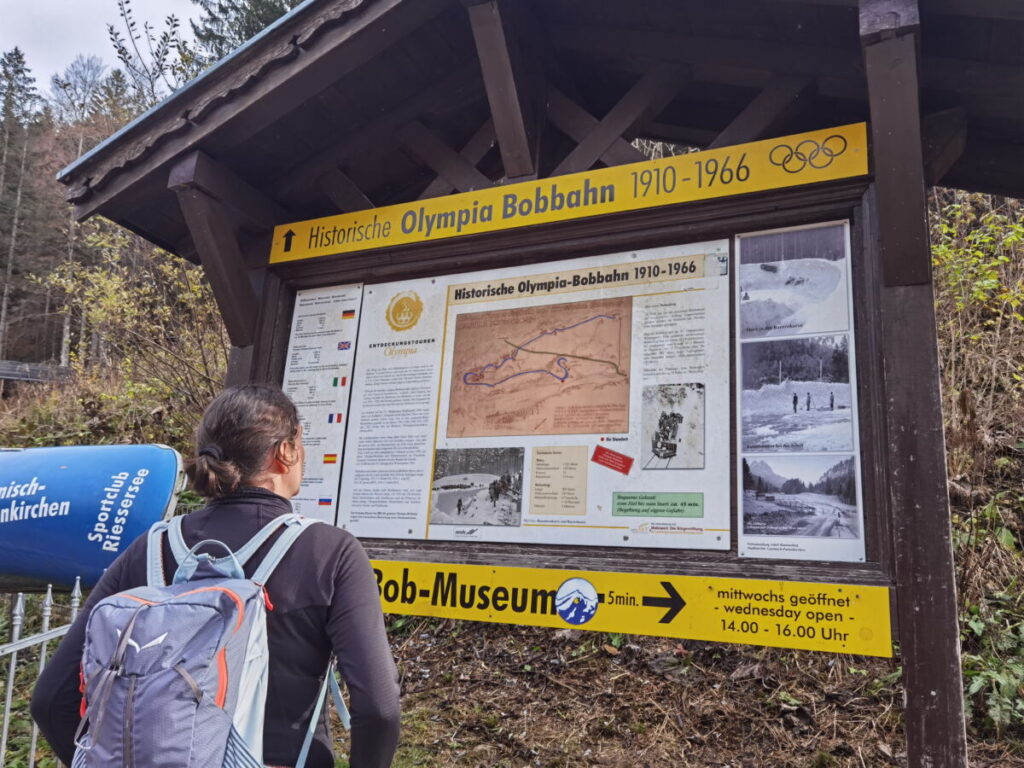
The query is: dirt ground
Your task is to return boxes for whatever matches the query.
[330,618,1022,768]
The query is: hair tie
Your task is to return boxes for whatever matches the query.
[198,444,224,461]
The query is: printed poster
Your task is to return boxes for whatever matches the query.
[735,222,866,561]
[338,242,732,550]
[281,284,362,521]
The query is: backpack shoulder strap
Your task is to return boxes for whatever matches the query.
[146,520,171,587]
[166,514,193,569]
[233,514,299,566]
[250,516,320,585]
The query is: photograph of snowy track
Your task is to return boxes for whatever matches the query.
[430,447,524,527]
[446,296,631,438]
[742,334,853,453]
[739,224,849,338]
[742,455,859,539]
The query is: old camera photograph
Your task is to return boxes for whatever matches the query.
[742,454,859,538]
[739,224,850,339]
[430,447,524,526]
[641,383,705,469]
[741,334,854,453]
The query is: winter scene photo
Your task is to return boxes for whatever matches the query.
[739,224,850,338]
[742,455,859,538]
[430,447,524,526]
[641,383,705,469]
[741,334,854,453]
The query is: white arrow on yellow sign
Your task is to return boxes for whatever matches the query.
[370,560,892,657]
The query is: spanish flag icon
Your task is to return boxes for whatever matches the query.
[323,454,338,464]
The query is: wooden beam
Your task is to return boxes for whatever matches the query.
[318,168,375,212]
[774,0,1024,22]
[863,33,928,288]
[640,121,717,147]
[419,119,496,200]
[552,63,687,176]
[708,76,816,149]
[546,24,1024,105]
[942,139,1024,198]
[860,4,969,763]
[464,0,540,179]
[547,86,646,166]
[859,0,920,43]
[397,119,493,192]
[276,65,482,201]
[172,184,258,347]
[921,106,966,187]
[167,150,289,231]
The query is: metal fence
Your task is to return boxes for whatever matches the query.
[0,582,82,768]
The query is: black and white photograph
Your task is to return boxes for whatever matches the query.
[739,224,850,338]
[742,455,859,538]
[641,383,705,469]
[430,447,524,526]
[741,335,853,452]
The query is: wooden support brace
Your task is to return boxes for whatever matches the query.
[397,119,493,192]
[419,119,496,200]
[860,2,969,765]
[552,63,687,176]
[318,168,375,212]
[171,183,259,348]
[547,86,646,166]
[708,76,816,149]
[464,0,540,180]
[168,150,289,232]
[921,106,966,187]
[862,32,930,286]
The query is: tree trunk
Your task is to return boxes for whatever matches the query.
[0,129,29,358]
[0,118,10,206]
[59,133,85,368]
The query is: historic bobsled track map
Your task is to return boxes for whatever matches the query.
[461,314,628,388]
[447,297,632,438]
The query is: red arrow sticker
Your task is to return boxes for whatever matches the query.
[591,444,634,475]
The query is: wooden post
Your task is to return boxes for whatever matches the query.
[859,2,968,765]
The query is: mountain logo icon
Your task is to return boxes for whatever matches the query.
[555,577,599,626]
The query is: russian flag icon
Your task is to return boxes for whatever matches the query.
[318,498,333,506]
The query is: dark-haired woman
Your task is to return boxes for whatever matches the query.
[32,385,401,768]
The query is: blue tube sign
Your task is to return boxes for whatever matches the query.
[0,445,184,589]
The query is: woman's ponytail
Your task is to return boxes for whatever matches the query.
[184,385,300,498]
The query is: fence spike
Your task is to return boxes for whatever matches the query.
[1,594,27,765]
[28,588,56,768]
[70,577,82,621]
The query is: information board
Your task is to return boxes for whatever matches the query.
[735,223,865,562]
[281,284,362,520]
[338,242,732,549]
[369,560,892,657]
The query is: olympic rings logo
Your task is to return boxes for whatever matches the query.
[768,135,848,174]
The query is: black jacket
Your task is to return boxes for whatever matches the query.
[31,488,401,768]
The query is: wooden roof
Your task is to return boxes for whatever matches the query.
[58,0,1024,262]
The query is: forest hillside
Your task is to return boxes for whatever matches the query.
[0,4,1022,766]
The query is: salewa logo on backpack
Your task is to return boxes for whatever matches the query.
[72,512,345,768]
[114,629,167,652]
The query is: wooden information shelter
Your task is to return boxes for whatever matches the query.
[59,1,1024,765]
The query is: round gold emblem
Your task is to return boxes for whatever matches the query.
[385,291,424,332]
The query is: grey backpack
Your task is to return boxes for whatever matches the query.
[73,513,348,768]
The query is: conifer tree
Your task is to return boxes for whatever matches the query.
[189,0,305,65]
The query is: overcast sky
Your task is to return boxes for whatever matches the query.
[0,0,198,90]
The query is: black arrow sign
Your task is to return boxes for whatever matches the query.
[282,229,296,252]
[642,581,686,623]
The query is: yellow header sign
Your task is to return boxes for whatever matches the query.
[370,560,892,657]
[270,123,868,264]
